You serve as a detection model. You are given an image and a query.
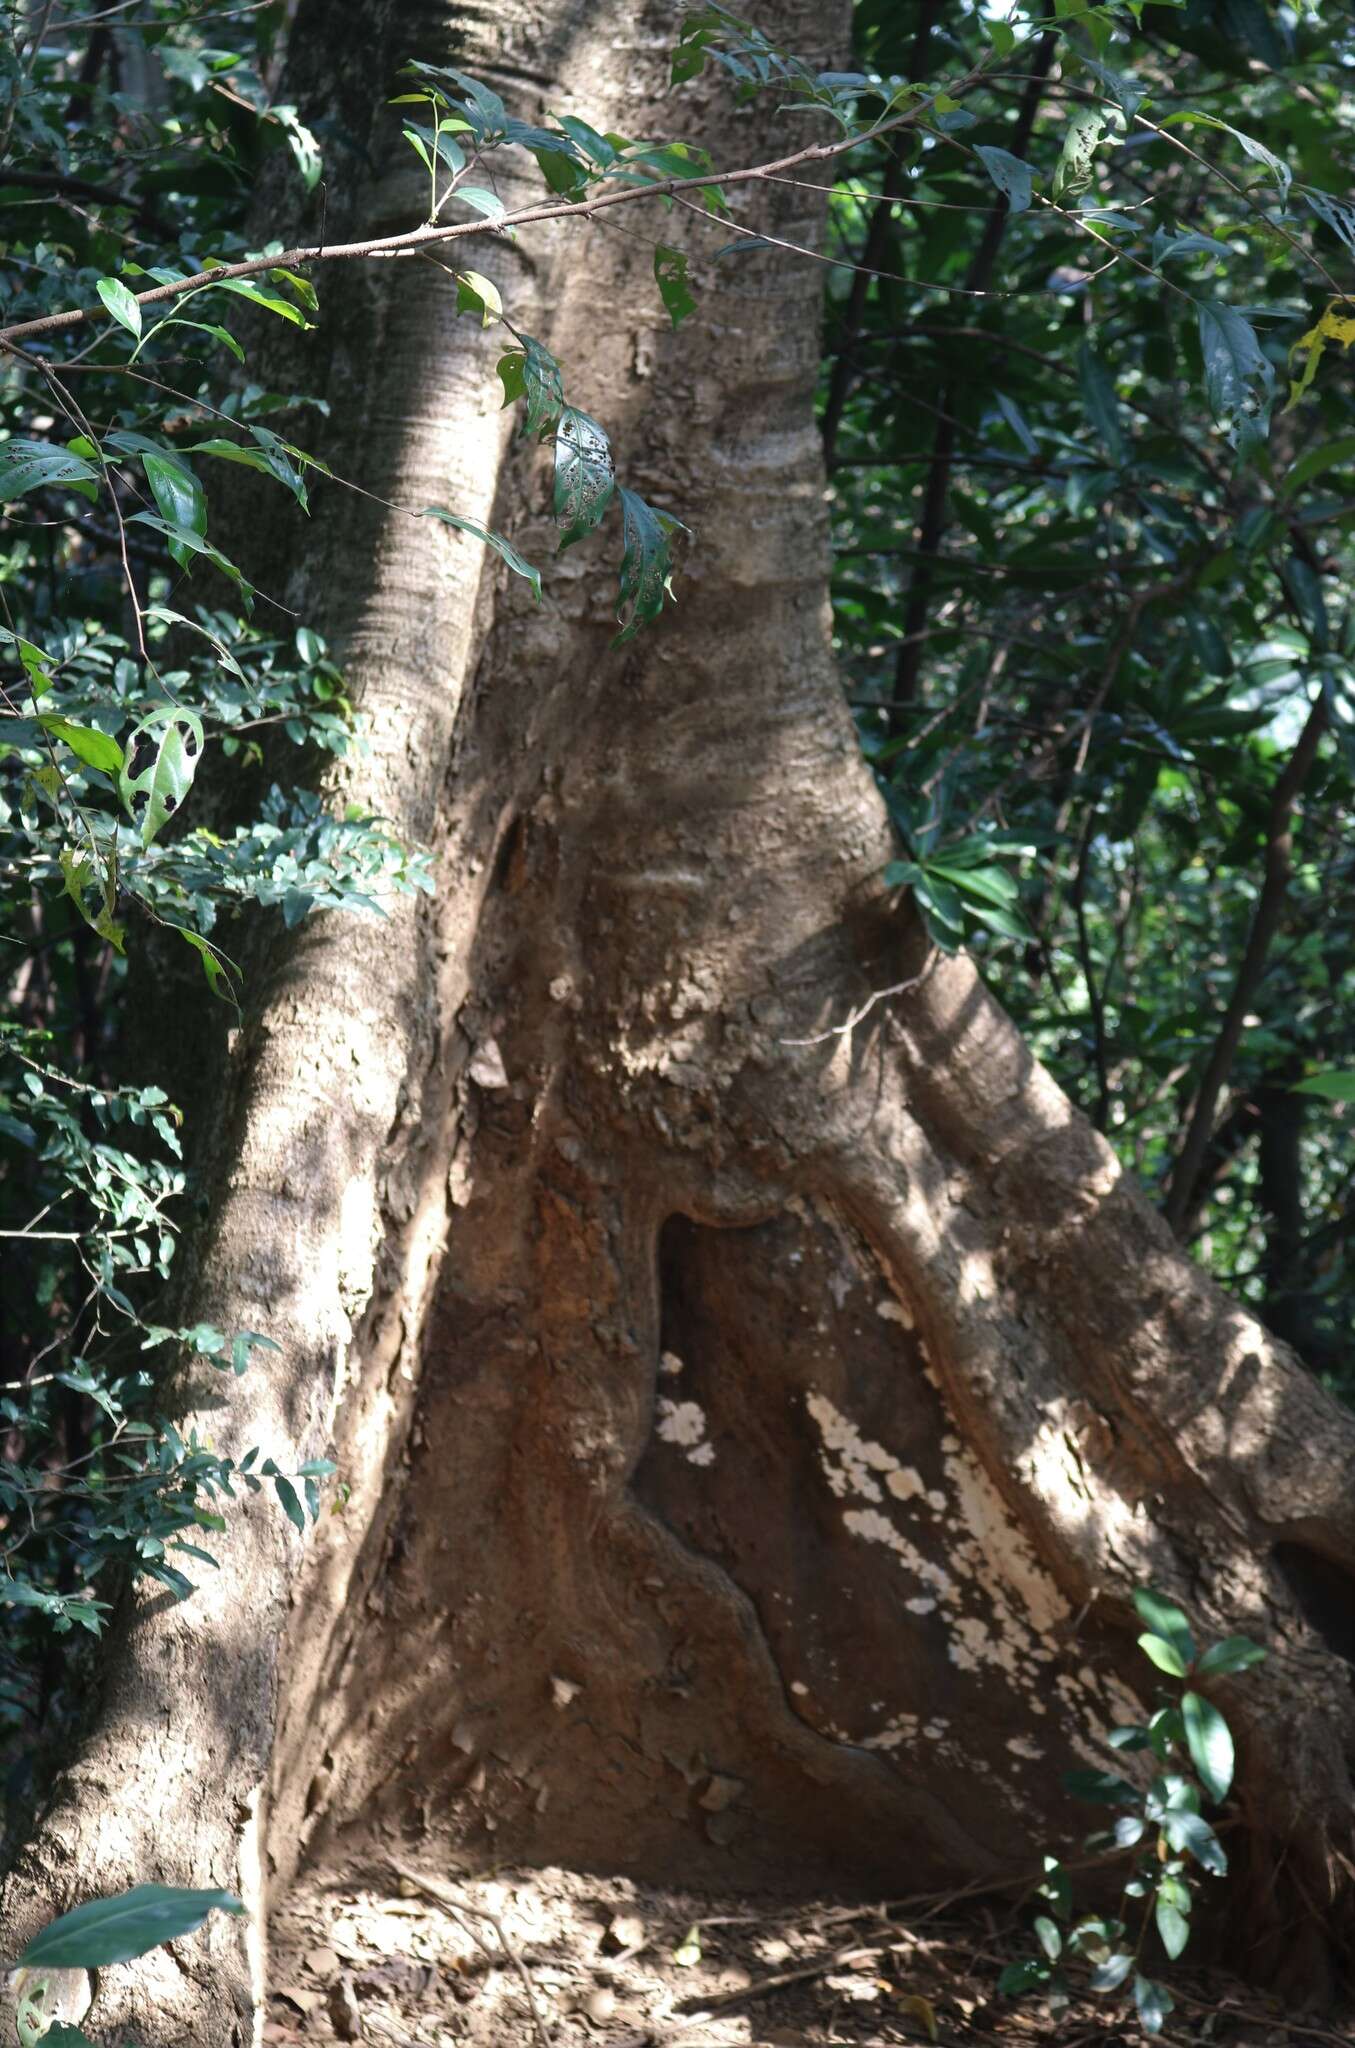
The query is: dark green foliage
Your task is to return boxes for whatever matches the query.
[824,0,1355,1403]
[1002,1593,1263,2034]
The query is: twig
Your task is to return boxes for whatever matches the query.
[780,955,938,1046]
[1163,686,1330,1235]
[0,60,1003,346]
[685,1944,881,2013]
[386,1858,552,2048]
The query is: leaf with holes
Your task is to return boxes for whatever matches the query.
[1196,301,1273,420]
[1051,105,1120,203]
[118,707,205,848]
[497,334,564,438]
[975,145,1032,213]
[654,245,696,327]
[0,440,101,501]
[613,487,686,645]
[554,408,615,549]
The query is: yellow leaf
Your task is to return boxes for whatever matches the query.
[1285,299,1355,412]
[672,1925,701,1967]
[895,1991,939,2040]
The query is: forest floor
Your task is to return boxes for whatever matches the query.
[265,1865,1349,2048]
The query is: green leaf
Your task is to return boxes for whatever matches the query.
[274,1474,306,1532]
[553,408,615,549]
[1133,1588,1197,1666]
[141,450,207,567]
[37,718,123,776]
[1062,1768,1138,1805]
[654,244,696,327]
[127,513,254,603]
[1195,302,1273,419]
[1089,1951,1134,1992]
[96,275,142,338]
[1134,1975,1175,2035]
[421,508,542,601]
[1138,1631,1188,1677]
[1182,1690,1234,1803]
[455,270,502,325]
[1033,1914,1062,1961]
[168,925,241,1009]
[16,1884,244,1969]
[1291,1072,1355,1101]
[1169,113,1291,206]
[496,335,564,438]
[998,1961,1048,1995]
[974,145,1032,213]
[1155,1895,1190,1960]
[1051,105,1119,204]
[117,706,206,848]
[0,439,101,501]
[969,901,1034,942]
[613,487,685,644]
[1196,1634,1267,1676]
[1079,342,1127,464]
[455,185,506,222]
[207,275,310,326]
[1162,1807,1227,1875]
[925,861,1020,908]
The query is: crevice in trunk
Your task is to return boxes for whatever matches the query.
[1272,1542,1355,1666]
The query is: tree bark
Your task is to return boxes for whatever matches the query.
[6,0,1355,2040]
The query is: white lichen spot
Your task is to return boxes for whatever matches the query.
[906,1596,937,1615]
[885,1465,925,1503]
[659,1350,685,1376]
[861,1712,919,1752]
[657,1396,715,1466]
[657,1400,706,1447]
[1007,1735,1044,1762]
[875,1297,914,1329]
[842,1509,955,1602]
[790,1681,809,1697]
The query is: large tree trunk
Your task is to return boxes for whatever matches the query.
[6,0,1355,2038]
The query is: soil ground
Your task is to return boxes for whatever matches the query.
[265,1866,1352,2048]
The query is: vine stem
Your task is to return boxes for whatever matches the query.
[0,62,1005,346]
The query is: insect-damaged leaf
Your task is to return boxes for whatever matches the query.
[117,706,206,847]
[1195,301,1273,419]
[554,408,615,549]
[974,145,1032,213]
[654,244,696,327]
[496,334,564,438]
[613,486,685,644]
[0,439,101,501]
